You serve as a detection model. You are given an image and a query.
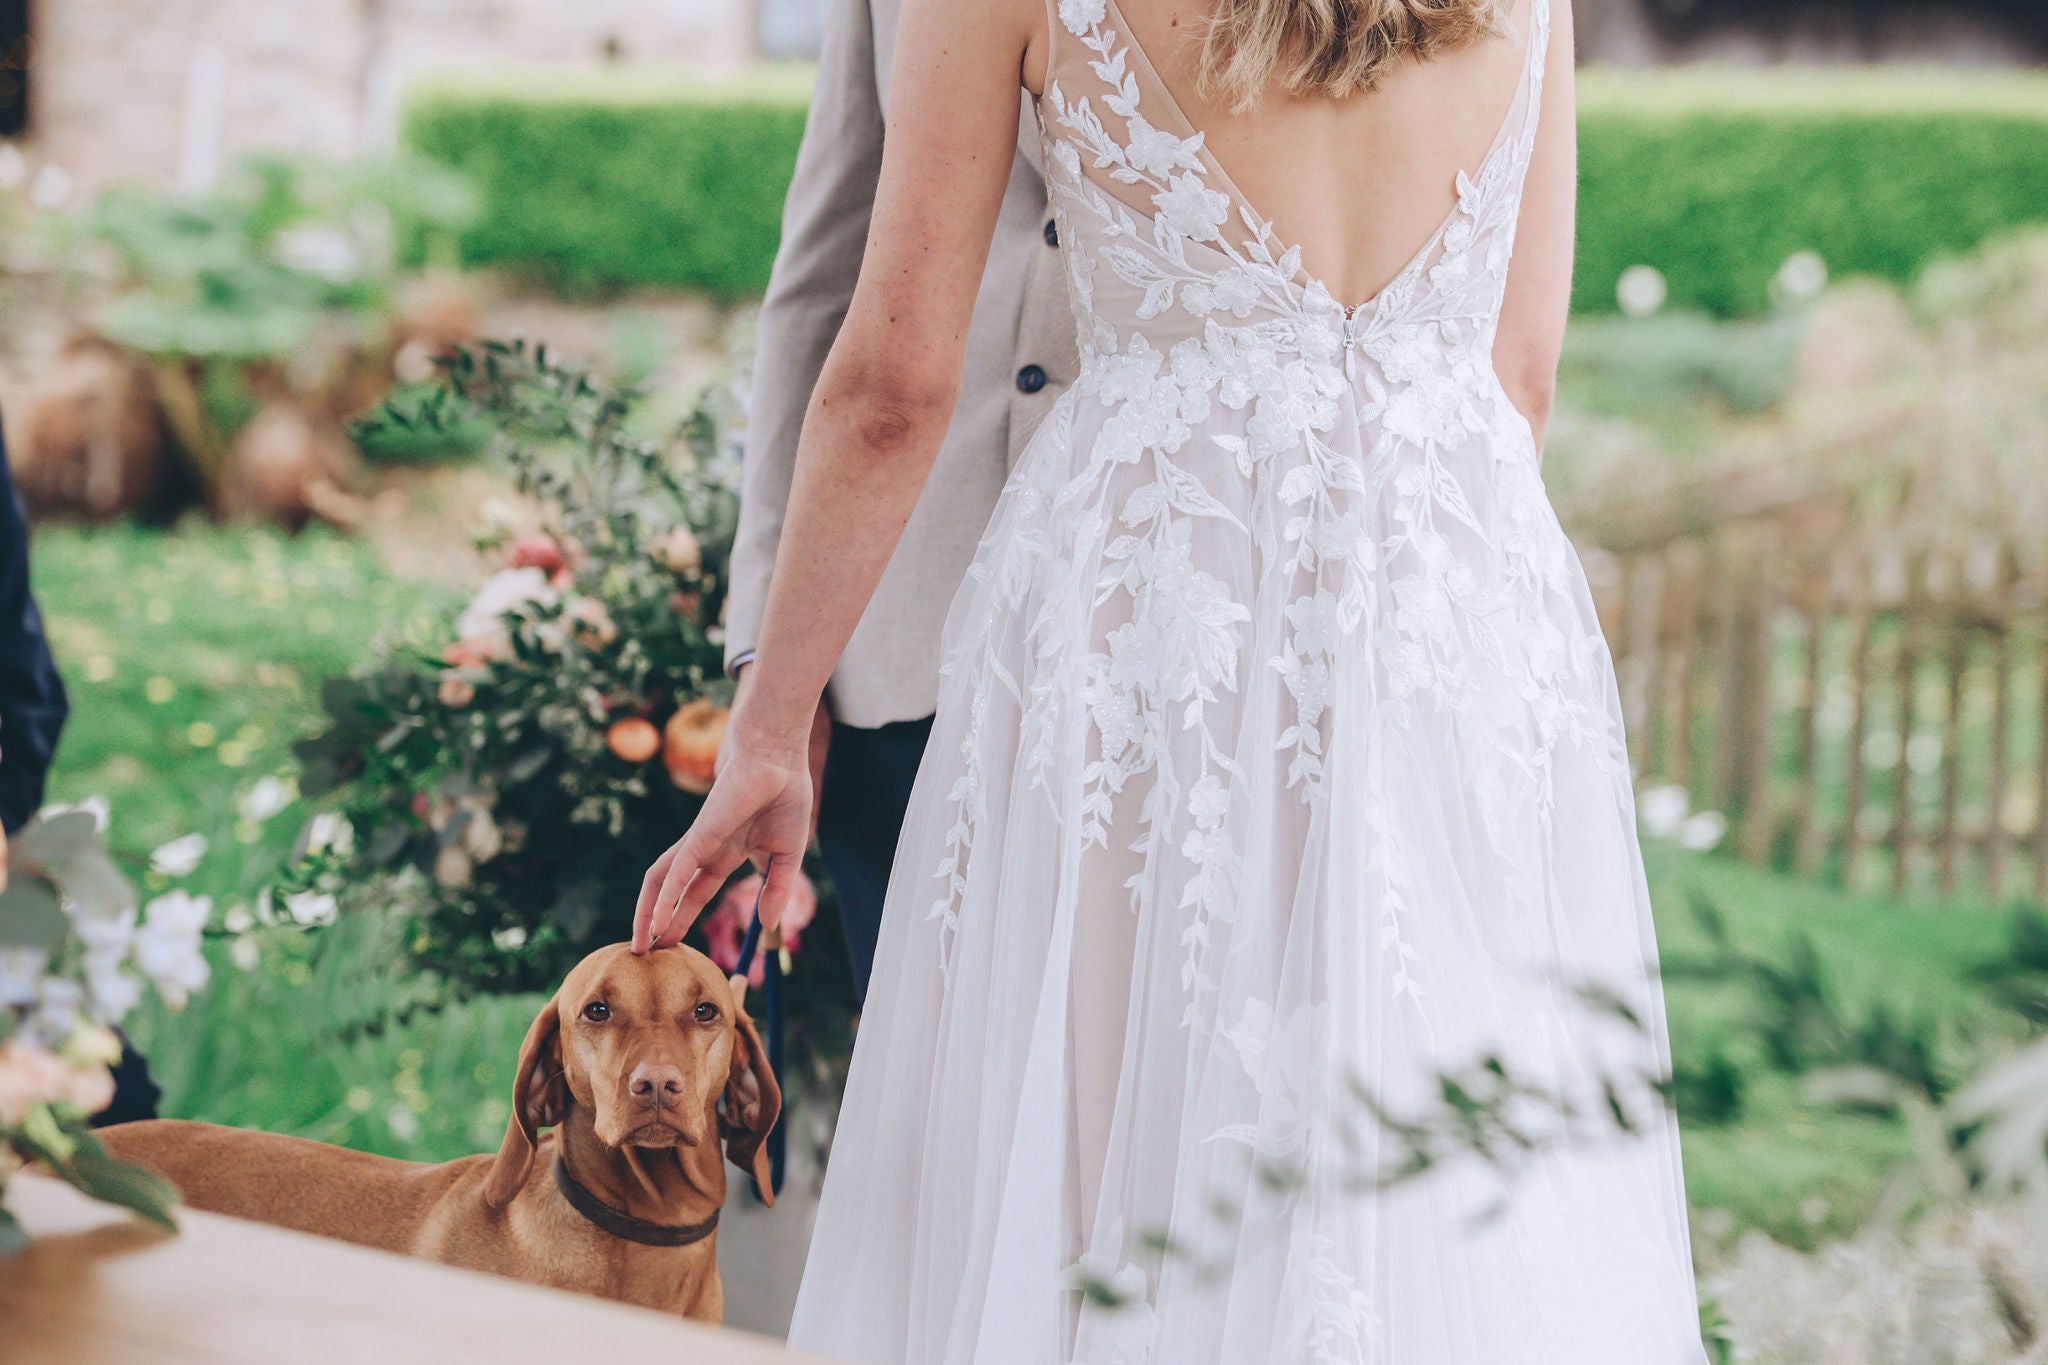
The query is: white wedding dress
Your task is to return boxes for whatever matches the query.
[788,0,1705,1359]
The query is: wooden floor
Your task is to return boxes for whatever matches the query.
[0,1174,843,1364]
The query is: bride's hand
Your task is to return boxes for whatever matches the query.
[632,716,814,954]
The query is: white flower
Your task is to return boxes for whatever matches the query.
[274,225,362,283]
[29,163,71,210]
[283,890,339,928]
[434,846,474,890]
[1183,267,1259,319]
[1679,811,1728,853]
[150,833,209,878]
[72,907,136,966]
[238,775,294,823]
[135,891,213,1009]
[459,802,502,862]
[1123,113,1200,180]
[0,948,48,1009]
[1616,264,1668,319]
[1188,774,1230,828]
[1057,0,1105,34]
[1153,173,1229,243]
[229,937,262,972]
[83,952,143,1022]
[32,976,85,1044]
[40,796,109,831]
[1773,250,1828,305]
[456,566,559,645]
[304,812,355,858]
[1637,784,1689,840]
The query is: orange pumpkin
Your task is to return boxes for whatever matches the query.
[663,699,728,794]
[606,717,661,765]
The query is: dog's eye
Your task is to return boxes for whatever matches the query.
[693,1001,718,1024]
[582,1001,610,1023]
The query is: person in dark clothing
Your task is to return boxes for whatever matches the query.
[0,430,67,833]
[0,421,159,1125]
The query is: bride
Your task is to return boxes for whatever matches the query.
[635,0,1705,1357]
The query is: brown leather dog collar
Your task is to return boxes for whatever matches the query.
[552,1158,721,1248]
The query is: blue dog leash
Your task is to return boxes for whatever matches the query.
[728,866,786,1199]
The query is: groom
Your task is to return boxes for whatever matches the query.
[724,0,1077,1000]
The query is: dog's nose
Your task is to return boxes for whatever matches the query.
[627,1063,686,1110]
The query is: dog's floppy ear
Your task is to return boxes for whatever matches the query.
[483,993,566,1210]
[720,1001,782,1207]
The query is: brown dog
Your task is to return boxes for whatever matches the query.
[101,943,780,1323]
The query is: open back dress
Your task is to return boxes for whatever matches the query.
[788,1,1707,1359]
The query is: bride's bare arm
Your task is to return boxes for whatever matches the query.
[634,0,1045,949]
[1492,0,1575,449]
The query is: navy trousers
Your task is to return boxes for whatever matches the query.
[815,715,935,1004]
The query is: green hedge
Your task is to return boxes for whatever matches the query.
[1575,69,2048,315]
[404,66,2048,314]
[402,68,812,298]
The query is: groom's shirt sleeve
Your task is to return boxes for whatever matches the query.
[723,0,888,680]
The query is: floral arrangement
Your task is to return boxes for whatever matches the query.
[0,806,205,1251]
[293,343,857,1095]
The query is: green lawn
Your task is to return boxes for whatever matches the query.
[27,520,531,1161]
[26,519,2033,1251]
[1647,842,2026,1249]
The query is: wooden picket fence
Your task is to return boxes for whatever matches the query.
[1579,466,2048,903]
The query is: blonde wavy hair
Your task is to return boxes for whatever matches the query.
[1200,0,1507,110]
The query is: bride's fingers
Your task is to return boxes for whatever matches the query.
[648,830,721,949]
[664,845,749,944]
[758,851,805,935]
[633,843,683,953]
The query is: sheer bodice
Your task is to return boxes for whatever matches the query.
[787,2,1706,1360]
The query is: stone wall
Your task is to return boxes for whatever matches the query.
[1578,0,2048,66]
[29,0,758,195]
[23,0,2048,199]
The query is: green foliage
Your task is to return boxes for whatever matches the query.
[67,153,480,361]
[1575,70,2048,317]
[42,1131,181,1233]
[402,73,808,298]
[1649,844,2024,1249]
[297,341,742,991]
[1558,310,1805,417]
[401,67,2048,315]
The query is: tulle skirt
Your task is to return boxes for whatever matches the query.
[788,379,1705,1364]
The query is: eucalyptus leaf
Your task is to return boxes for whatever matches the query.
[367,822,411,867]
[10,811,102,871]
[58,848,138,921]
[61,1132,181,1232]
[0,873,67,950]
[0,1208,27,1257]
[548,880,603,943]
[507,746,553,784]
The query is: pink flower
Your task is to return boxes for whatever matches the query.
[439,676,476,707]
[650,526,703,576]
[506,536,566,576]
[443,637,505,669]
[568,597,617,648]
[700,873,818,987]
[0,1038,113,1125]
